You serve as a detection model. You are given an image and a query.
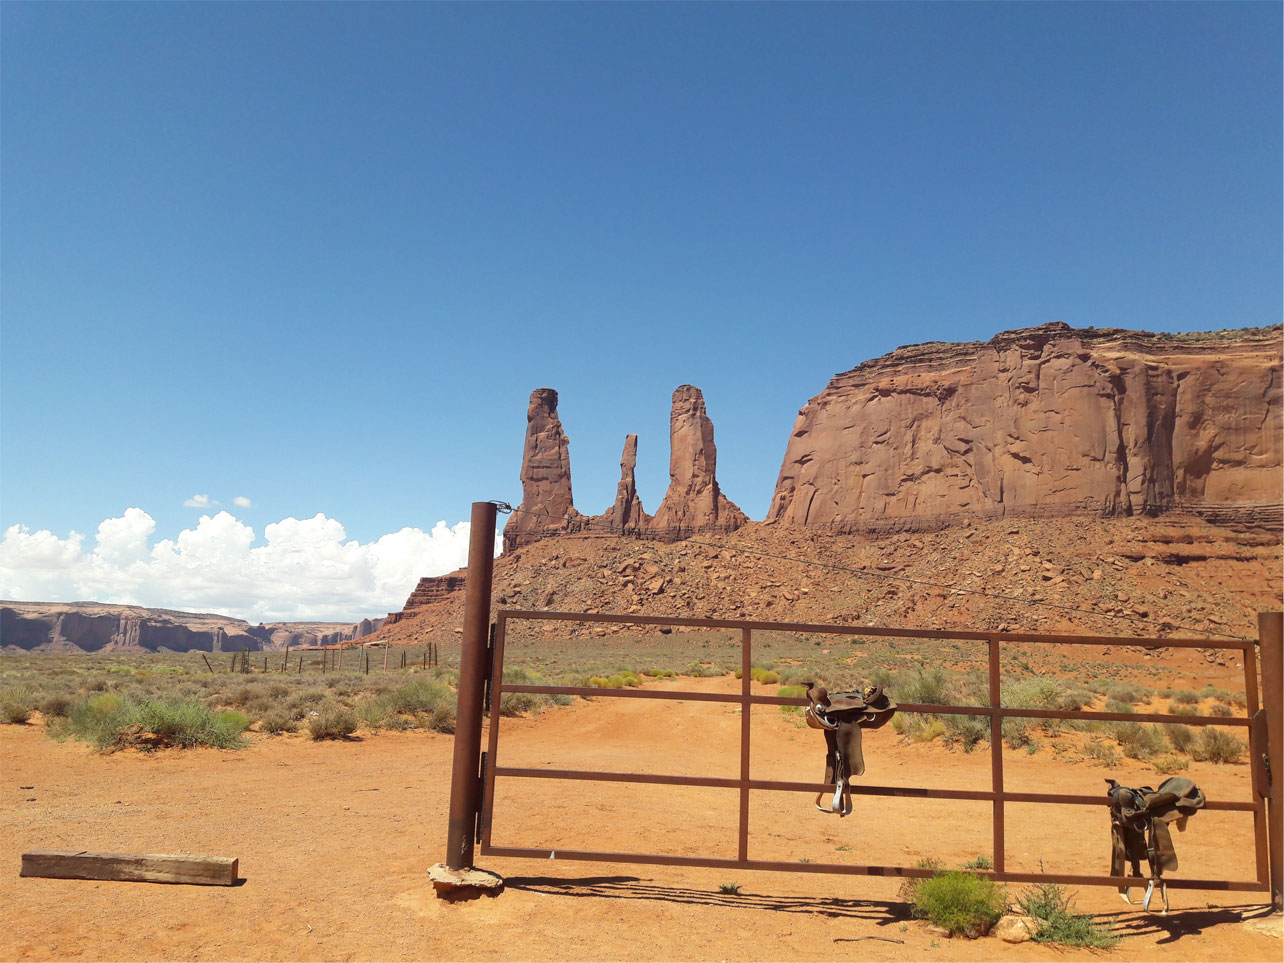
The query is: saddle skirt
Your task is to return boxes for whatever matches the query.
[1106,776,1204,879]
[804,684,897,815]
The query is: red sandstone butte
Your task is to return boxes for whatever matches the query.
[502,388,584,551]
[768,322,1283,534]
[649,385,748,537]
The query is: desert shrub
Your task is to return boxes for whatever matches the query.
[1200,685,1231,702]
[500,691,546,716]
[1168,703,1201,716]
[134,700,247,749]
[1151,755,1189,775]
[387,678,454,715]
[909,871,1007,937]
[1017,884,1119,948]
[357,697,393,729]
[899,668,953,706]
[1059,688,1094,712]
[962,855,993,871]
[749,668,780,685]
[1209,703,1232,717]
[1003,677,1062,710]
[307,704,357,740]
[288,689,327,713]
[1113,722,1167,761]
[260,708,299,734]
[425,702,456,733]
[267,682,291,699]
[38,693,75,719]
[1230,691,1248,708]
[1163,723,1196,754]
[1003,718,1037,749]
[0,686,37,724]
[943,713,990,750]
[1103,699,1135,715]
[778,684,806,717]
[1083,741,1120,766]
[1190,727,1244,764]
[897,858,944,903]
[1104,683,1150,705]
[1171,689,1200,705]
[685,662,726,678]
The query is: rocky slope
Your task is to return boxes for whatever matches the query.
[369,514,1280,651]
[769,323,1282,533]
[0,601,382,653]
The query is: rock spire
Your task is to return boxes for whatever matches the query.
[502,388,583,551]
[649,385,748,537]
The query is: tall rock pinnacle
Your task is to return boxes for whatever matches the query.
[599,434,651,534]
[502,388,583,551]
[650,385,748,537]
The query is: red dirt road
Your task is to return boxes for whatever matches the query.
[2,677,1279,962]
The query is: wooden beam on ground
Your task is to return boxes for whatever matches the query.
[20,850,238,886]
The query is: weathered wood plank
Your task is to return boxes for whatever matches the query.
[20,850,238,886]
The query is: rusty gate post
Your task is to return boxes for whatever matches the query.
[1259,611,1283,906]
[439,501,499,883]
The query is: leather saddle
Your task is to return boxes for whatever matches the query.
[1106,776,1204,913]
[803,683,897,816]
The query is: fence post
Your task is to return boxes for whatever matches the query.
[988,637,1005,874]
[1259,612,1283,906]
[444,501,497,872]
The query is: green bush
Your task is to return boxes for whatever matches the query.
[1113,722,1168,760]
[1164,723,1197,753]
[260,708,299,734]
[1171,689,1200,704]
[1169,703,1202,716]
[307,704,357,740]
[1017,883,1119,948]
[943,713,990,751]
[56,696,247,750]
[1083,741,1120,766]
[1151,755,1189,775]
[1104,683,1150,705]
[1103,699,1135,715]
[0,686,36,724]
[1209,703,1232,717]
[1190,727,1244,764]
[38,693,75,719]
[909,871,1007,937]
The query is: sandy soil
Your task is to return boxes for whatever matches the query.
[2,677,1279,962]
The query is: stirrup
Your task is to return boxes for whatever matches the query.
[1119,887,1134,905]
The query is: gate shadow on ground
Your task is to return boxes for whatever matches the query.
[504,874,912,925]
[1099,905,1276,945]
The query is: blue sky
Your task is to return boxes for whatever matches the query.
[1,2,1279,619]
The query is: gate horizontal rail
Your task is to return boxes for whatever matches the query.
[479,608,1273,896]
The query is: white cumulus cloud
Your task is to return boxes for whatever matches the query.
[183,494,215,508]
[233,496,252,508]
[0,508,498,622]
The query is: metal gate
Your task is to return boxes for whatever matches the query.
[475,609,1278,895]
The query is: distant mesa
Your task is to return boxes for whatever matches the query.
[0,601,383,654]
[501,384,748,551]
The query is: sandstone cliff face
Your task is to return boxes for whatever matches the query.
[502,388,584,551]
[769,323,1283,533]
[650,386,748,537]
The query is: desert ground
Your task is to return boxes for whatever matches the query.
[2,673,1279,963]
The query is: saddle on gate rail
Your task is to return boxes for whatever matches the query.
[803,683,897,816]
[1106,776,1205,913]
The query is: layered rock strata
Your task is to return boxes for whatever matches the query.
[769,323,1283,533]
[649,385,749,537]
[383,573,468,625]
